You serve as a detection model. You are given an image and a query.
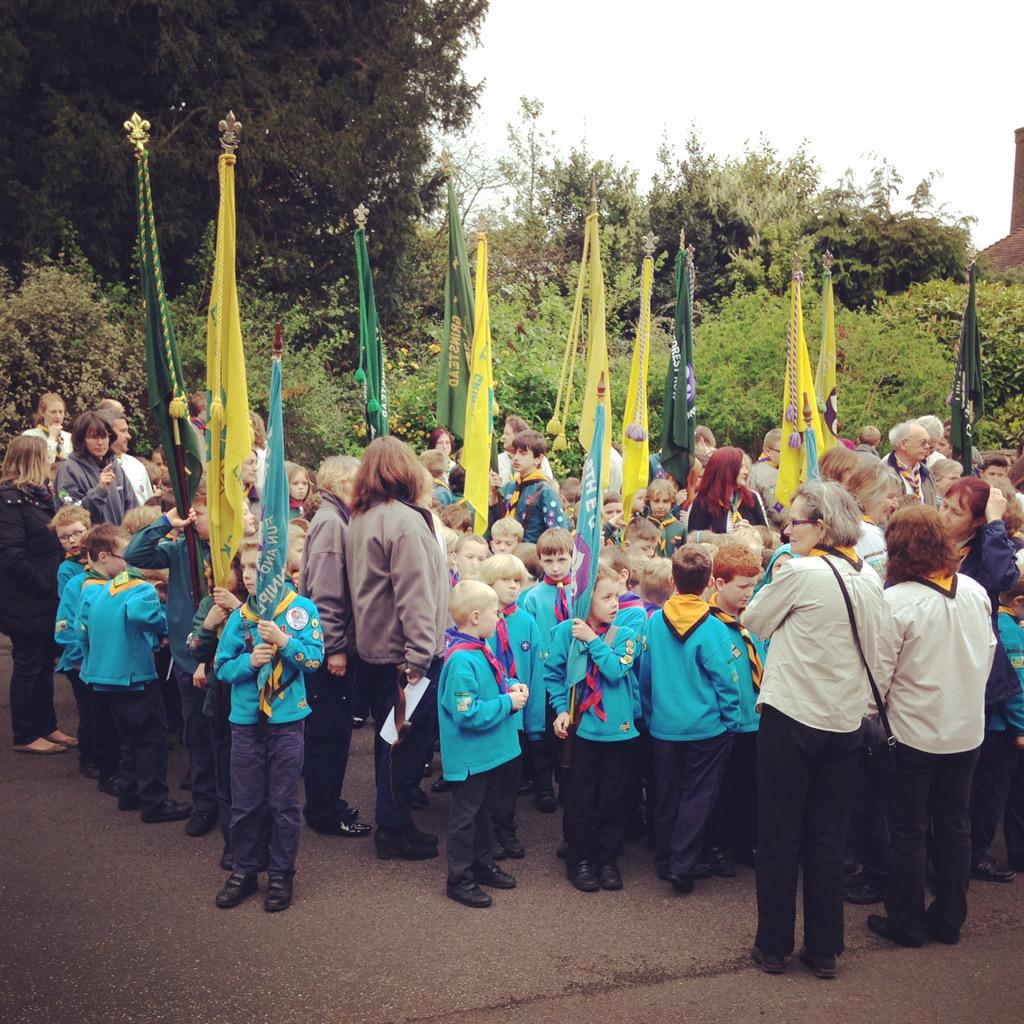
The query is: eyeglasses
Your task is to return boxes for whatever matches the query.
[789,517,820,528]
[58,529,86,542]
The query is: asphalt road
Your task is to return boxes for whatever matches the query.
[1,640,1021,1024]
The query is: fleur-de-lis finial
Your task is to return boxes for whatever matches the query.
[822,250,833,272]
[440,149,453,175]
[353,203,369,229]
[124,112,151,153]
[218,111,242,154]
[641,232,658,257]
[679,226,686,248]
[590,172,598,213]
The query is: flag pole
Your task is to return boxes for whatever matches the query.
[173,415,202,608]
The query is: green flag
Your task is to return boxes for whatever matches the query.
[661,242,697,485]
[950,262,984,475]
[435,175,475,437]
[354,215,388,441]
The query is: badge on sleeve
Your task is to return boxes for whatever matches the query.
[286,606,310,631]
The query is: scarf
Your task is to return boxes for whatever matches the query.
[493,605,520,684]
[999,604,1020,621]
[729,491,744,529]
[544,575,571,622]
[506,470,546,517]
[619,592,644,612]
[915,570,957,597]
[895,458,922,502]
[240,589,299,721]
[649,514,679,556]
[444,628,509,694]
[23,482,55,510]
[809,544,863,570]
[578,622,611,722]
[65,551,87,565]
[957,538,974,568]
[709,593,763,689]
[289,498,304,515]
[662,593,711,642]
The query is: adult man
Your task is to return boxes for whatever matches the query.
[854,426,881,459]
[96,399,153,505]
[885,420,937,506]
[748,428,784,527]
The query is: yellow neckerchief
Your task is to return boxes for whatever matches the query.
[108,568,148,596]
[708,593,763,688]
[662,593,711,643]
[649,513,678,556]
[433,477,450,494]
[730,491,744,525]
[862,514,875,525]
[895,457,923,501]
[506,469,546,516]
[913,570,957,598]
[809,544,863,570]
[999,604,1022,624]
[241,590,299,719]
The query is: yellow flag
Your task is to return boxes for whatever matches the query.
[621,248,654,522]
[578,208,611,488]
[206,152,251,586]
[463,234,493,535]
[776,268,823,508]
[815,256,838,452]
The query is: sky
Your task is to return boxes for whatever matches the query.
[461,1,1023,250]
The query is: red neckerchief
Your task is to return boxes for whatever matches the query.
[544,575,570,622]
[619,592,644,611]
[578,622,611,722]
[494,604,520,683]
[445,631,509,694]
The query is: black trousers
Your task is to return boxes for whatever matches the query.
[174,664,217,814]
[563,736,635,867]
[9,634,57,746]
[527,704,559,796]
[883,742,979,945]
[705,730,757,855]
[489,752,521,847]
[755,705,862,958]
[303,659,358,829]
[969,729,1018,864]
[107,681,170,814]
[66,669,119,777]
[446,767,504,884]
[847,755,889,881]
[1005,748,1024,865]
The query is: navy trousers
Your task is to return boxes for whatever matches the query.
[969,728,1018,864]
[704,729,758,856]
[9,635,58,746]
[174,664,217,814]
[107,681,170,814]
[303,659,357,829]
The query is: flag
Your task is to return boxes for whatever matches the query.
[435,175,475,438]
[621,241,655,521]
[463,233,494,535]
[567,381,606,687]
[354,211,388,440]
[206,148,251,587]
[815,254,838,452]
[577,203,612,487]
[661,241,697,485]
[776,267,823,507]
[950,262,984,475]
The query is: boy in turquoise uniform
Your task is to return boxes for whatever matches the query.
[479,553,541,859]
[51,505,90,597]
[621,517,659,560]
[640,546,742,894]
[439,581,528,908]
[703,544,765,876]
[502,430,565,543]
[646,478,687,557]
[79,526,191,825]
[519,527,574,812]
[213,539,324,913]
[549,563,639,893]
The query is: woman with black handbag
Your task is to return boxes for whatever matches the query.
[869,505,995,946]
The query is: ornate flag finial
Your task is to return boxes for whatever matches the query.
[124,112,151,153]
[273,321,283,359]
[353,203,369,229]
[679,226,686,248]
[440,149,453,175]
[822,250,834,273]
[590,172,598,213]
[641,232,659,257]
[218,111,242,154]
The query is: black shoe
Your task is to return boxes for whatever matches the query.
[351,716,366,730]
[79,761,101,779]
[117,793,141,811]
[447,879,492,908]
[845,873,885,905]
[403,822,439,846]
[409,786,429,809]
[666,872,694,894]
[185,808,218,837]
[691,861,712,879]
[430,776,453,794]
[374,826,438,861]
[798,948,837,980]
[179,772,191,791]
[264,871,293,912]
[215,871,258,909]
[219,847,234,872]
[706,846,736,878]
[751,946,785,974]
[517,778,535,796]
[311,819,372,838]
[555,840,568,860]
[498,836,526,859]
[568,861,600,892]
[971,859,1016,882]
[534,790,557,814]
[97,775,119,797]
[867,914,924,948]
[472,862,516,889]
[598,862,623,890]
[142,799,193,823]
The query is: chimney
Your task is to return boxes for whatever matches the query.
[1013,126,1024,235]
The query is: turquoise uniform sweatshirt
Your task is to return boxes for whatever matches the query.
[54,568,105,672]
[487,605,543,738]
[708,613,764,734]
[993,611,1024,733]
[57,556,86,599]
[520,578,570,660]
[438,646,520,781]
[544,619,639,743]
[640,612,743,741]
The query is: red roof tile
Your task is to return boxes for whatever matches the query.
[980,229,1024,271]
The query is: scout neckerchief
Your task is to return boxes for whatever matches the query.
[240,589,299,720]
[755,451,774,466]
[915,571,957,598]
[729,491,744,529]
[494,604,520,684]
[506,470,546,518]
[999,603,1020,621]
[544,575,571,622]
[644,601,660,618]
[619,592,645,612]
[444,628,509,694]
[108,567,149,596]
[649,514,679,556]
[709,592,763,689]
[289,498,304,517]
[809,544,863,570]
[895,458,922,502]
[433,478,451,497]
[578,622,612,722]
[65,551,87,566]
[662,593,711,642]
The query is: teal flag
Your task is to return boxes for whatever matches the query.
[950,262,984,475]
[354,222,388,440]
[256,345,289,628]
[661,243,696,485]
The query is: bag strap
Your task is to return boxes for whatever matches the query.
[820,556,895,747]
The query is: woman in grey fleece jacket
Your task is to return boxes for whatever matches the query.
[55,411,138,524]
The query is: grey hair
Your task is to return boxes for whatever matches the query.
[916,415,943,443]
[888,420,918,448]
[762,427,782,448]
[317,455,360,496]
[846,458,900,511]
[792,480,863,547]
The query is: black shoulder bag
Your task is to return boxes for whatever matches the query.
[821,557,897,771]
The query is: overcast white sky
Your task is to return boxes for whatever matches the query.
[461,1,1023,249]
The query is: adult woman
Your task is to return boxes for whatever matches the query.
[346,437,449,861]
[427,427,457,483]
[686,446,767,535]
[0,436,75,753]
[56,410,138,524]
[299,455,371,839]
[744,481,888,978]
[497,415,554,487]
[845,457,902,580]
[869,505,995,947]
[22,392,73,465]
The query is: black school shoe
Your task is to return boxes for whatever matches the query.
[598,861,623,890]
[215,871,258,909]
[142,799,193,824]
[866,914,924,948]
[311,819,373,838]
[447,879,492,908]
[97,775,119,797]
[666,872,695,894]
[970,859,1016,883]
[430,776,453,794]
[534,790,558,814]
[568,861,600,892]
[185,808,218,837]
[264,872,293,912]
[472,862,516,889]
[374,825,438,861]
[494,836,526,860]
[705,846,737,878]
[798,948,837,980]
[845,873,885,905]
[751,946,785,974]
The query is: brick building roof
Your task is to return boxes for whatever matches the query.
[980,229,1024,272]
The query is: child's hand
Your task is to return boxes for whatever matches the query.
[257,620,288,647]
[250,642,275,668]
[509,682,529,700]
[192,663,207,690]
[98,463,116,490]
[509,688,528,711]
[571,618,597,643]
[553,712,571,739]
[213,587,241,612]
[166,507,197,531]
[203,604,228,629]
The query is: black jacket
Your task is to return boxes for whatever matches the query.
[0,485,62,639]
